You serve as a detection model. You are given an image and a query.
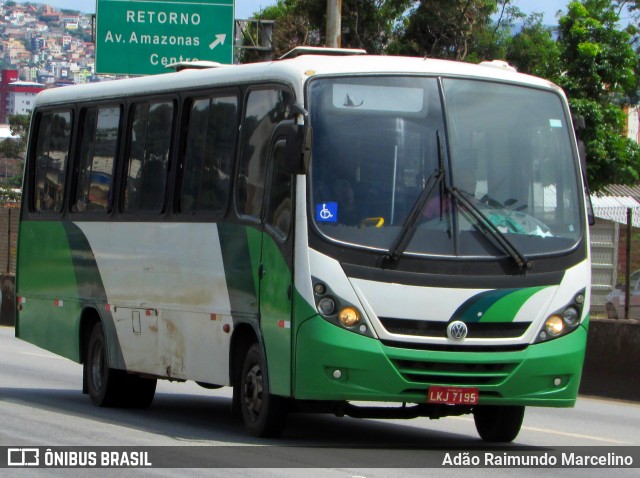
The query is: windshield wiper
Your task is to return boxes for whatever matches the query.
[382,132,445,267]
[382,130,529,271]
[450,187,530,270]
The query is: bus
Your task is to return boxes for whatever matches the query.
[16,48,591,442]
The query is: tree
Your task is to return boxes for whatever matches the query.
[505,13,562,79]
[244,0,412,60]
[0,114,30,160]
[240,0,316,62]
[336,0,413,53]
[559,0,636,100]
[389,0,502,60]
[556,0,640,191]
[0,114,30,190]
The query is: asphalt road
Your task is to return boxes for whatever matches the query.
[1,325,639,477]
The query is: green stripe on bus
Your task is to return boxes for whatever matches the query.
[217,223,260,319]
[480,286,547,323]
[63,222,108,303]
[450,287,546,323]
[63,222,125,369]
[16,221,81,360]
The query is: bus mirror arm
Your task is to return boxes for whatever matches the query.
[284,105,311,175]
[294,104,312,175]
[284,123,306,174]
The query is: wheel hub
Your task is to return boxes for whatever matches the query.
[243,363,264,419]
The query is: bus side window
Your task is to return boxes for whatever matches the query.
[73,106,120,213]
[124,101,174,213]
[33,110,72,212]
[181,94,238,214]
[237,88,293,219]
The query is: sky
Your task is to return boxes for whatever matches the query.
[21,1,633,24]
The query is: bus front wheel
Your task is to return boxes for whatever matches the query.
[84,322,156,408]
[473,405,525,442]
[240,343,287,437]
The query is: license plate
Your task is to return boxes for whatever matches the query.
[427,386,479,405]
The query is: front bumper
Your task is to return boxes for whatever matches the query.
[294,315,587,407]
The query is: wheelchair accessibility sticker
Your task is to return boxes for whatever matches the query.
[316,202,338,223]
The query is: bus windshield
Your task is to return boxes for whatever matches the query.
[309,76,583,258]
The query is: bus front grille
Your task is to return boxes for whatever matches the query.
[379,318,531,339]
[391,359,519,386]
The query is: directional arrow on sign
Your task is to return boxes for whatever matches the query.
[209,34,226,50]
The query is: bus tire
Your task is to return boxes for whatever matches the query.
[122,374,157,409]
[85,322,124,407]
[473,405,525,442]
[85,322,156,408]
[240,343,287,437]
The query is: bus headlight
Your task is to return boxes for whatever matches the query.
[563,307,580,326]
[317,297,336,315]
[338,307,360,327]
[544,315,564,337]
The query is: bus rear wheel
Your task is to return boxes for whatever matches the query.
[240,343,287,437]
[85,322,156,408]
[473,405,525,442]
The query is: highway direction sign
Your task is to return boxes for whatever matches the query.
[96,0,234,75]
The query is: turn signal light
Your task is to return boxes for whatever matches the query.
[338,307,360,327]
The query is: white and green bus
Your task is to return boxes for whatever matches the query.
[16,49,591,442]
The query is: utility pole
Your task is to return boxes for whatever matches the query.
[326,0,342,48]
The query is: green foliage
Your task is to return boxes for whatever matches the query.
[241,0,315,61]
[247,0,412,59]
[555,1,640,192]
[0,185,20,203]
[506,13,562,79]
[0,114,30,160]
[0,138,21,161]
[389,0,501,59]
[571,98,640,191]
[465,1,530,63]
[558,0,637,100]
[8,114,30,141]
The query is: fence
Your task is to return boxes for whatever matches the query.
[591,206,640,319]
[0,206,18,274]
[590,218,619,315]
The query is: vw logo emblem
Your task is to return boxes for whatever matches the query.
[447,321,468,340]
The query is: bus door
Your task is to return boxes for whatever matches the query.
[259,136,295,396]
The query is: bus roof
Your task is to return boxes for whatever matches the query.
[33,54,561,108]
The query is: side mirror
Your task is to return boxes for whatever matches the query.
[572,114,595,226]
[275,105,310,175]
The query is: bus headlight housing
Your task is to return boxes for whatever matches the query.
[535,290,585,343]
[312,278,374,338]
